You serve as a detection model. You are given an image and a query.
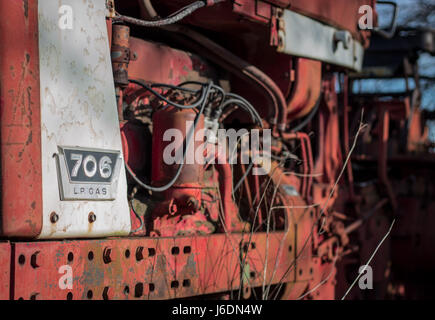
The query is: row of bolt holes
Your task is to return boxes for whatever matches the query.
[21,280,192,300]
[73,246,190,262]
[18,246,193,300]
[18,243,308,298]
[19,244,310,276]
[64,279,192,300]
[16,246,193,265]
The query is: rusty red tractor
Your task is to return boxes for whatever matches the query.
[0,0,434,300]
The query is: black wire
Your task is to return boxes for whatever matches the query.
[177,80,207,87]
[224,93,263,128]
[225,93,261,116]
[125,82,213,192]
[221,99,258,125]
[179,81,226,108]
[129,79,207,110]
[150,83,199,94]
[126,80,263,195]
[176,82,262,126]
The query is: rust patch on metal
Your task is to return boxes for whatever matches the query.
[0,0,42,237]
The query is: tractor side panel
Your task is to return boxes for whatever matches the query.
[0,0,43,238]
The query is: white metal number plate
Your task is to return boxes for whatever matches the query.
[56,146,122,201]
[38,0,131,238]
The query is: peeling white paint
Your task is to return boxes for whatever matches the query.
[38,0,131,238]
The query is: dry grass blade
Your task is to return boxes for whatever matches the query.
[269,110,367,300]
[341,219,396,300]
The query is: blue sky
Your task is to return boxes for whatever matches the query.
[361,0,434,97]
[357,0,435,142]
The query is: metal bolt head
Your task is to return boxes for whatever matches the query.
[50,212,59,224]
[333,30,352,50]
[88,212,96,223]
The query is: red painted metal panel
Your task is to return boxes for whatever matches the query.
[128,37,216,85]
[155,0,376,38]
[0,242,10,300]
[286,58,322,121]
[0,0,42,237]
[241,233,294,290]
[233,0,272,24]
[12,235,240,300]
[11,232,300,300]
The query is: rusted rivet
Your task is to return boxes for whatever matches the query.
[50,212,59,223]
[88,212,96,223]
[30,251,40,269]
[103,247,112,264]
[30,293,39,300]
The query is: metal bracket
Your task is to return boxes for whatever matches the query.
[373,1,398,39]
[106,0,115,18]
[275,9,364,72]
